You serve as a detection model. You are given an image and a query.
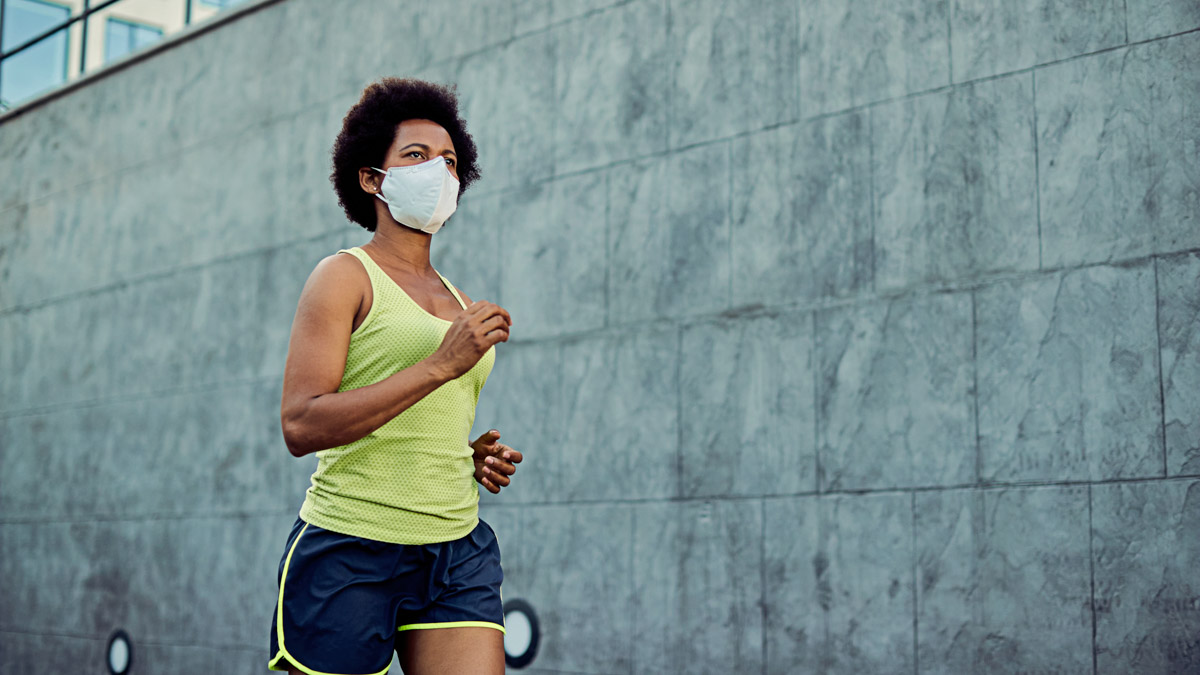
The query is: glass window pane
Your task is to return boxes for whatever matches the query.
[1,0,70,108]
[132,25,162,50]
[103,18,162,64]
[104,19,131,63]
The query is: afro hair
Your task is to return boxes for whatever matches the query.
[330,78,480,231]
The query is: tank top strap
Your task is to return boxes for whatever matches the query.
[337,247,387,293]
[436,271,468,310]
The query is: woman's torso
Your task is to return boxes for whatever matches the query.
[297,246,494,545]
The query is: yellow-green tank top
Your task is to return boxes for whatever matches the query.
[297,247,494,545]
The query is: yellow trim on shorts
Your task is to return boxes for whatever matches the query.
[397,620,506,634]
[266,524,393,675]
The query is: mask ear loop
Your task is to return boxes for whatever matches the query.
[369,167,387,197]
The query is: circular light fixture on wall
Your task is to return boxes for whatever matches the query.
[502,599,540,669]
[106,629,132,675]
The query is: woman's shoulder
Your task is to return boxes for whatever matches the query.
[299,250,372,304]
[313,249,370,280]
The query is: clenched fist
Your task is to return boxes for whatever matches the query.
[429,301,512,379]
[471,429,523,494]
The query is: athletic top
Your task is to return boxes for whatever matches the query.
[297,247,494,545]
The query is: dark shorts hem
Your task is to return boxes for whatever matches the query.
[268,515,504,673]
[396,620,506,634]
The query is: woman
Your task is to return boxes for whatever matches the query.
[268,77,521,675]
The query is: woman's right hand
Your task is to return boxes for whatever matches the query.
[429,300,512,379]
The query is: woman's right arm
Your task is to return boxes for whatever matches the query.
[279,255,511,457]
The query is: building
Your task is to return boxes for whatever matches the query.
[1,0,243,109]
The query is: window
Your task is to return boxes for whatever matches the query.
[198,0,248,7]
[104,17,162,64]
[0,0,70,108]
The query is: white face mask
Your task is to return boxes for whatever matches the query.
[372,156,460,234]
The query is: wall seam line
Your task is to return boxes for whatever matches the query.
[0,374,279,420]
[813,309,822,495]
[946,0,954,84]
[1032,69,1043,270]
[973,289,982,485]
[760,497,767,674]
[911,490,919,675]
[0,226,343,318]
[1088,483,1098,675]
[0,508,294,526]
[344,473,1200,511]
[1123,0,1130,44]
[1154,256,1168,476]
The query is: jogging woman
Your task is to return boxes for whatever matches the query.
[268,78,521,675]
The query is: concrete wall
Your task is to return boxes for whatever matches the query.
[1,0,1199,672]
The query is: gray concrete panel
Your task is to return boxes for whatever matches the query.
[131,644,264,674]
[799,0,950,118]
[1037,33,1200,268]
[110,105,345,283]
[2,83,117,213]
[1092,479,1200,673]
[251,1,405,122]
[453,30,558,195]
[950,0,1125,82]
[558,327,678,501]
[765,493,915,675]
[762,495,822,674]
[680,313,816,498]
[472,342,563,506]
[498,172,607,340]
[3,174,119,311]
[0,631,103,672]
[488,502,634,674]
[0,208,22,313]
[915,485,1093,674]
[1159,252,1200,475]
[148,18,276,155]
[730,112,872,308]
[409,0,516,66]
[512,0,631,36]
[3,101,348,311]
[15,19,275,207]
[0,126,31,213]
[977,264,1163,482]
[0,233,342,414]
[608,142,731,323]
[0,309,27,410]
[0,513,292,647]
[816,291,975,491]
[632,500,762,675]
[553,0,670,175]
[431,190,504,305]
[0,380,291,520]
[0,287,122,412]
[669,0,798,148]
[1126,0,1200,41]
[872,74,1039,292]
[0,120,36,212]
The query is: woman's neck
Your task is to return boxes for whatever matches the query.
[363,222,435,276]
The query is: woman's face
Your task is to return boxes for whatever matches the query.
[358,118,460,231]
[377,118,459,181]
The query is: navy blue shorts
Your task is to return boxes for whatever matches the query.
[267,515,504,674]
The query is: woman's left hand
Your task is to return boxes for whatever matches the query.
[471,429,523,494]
